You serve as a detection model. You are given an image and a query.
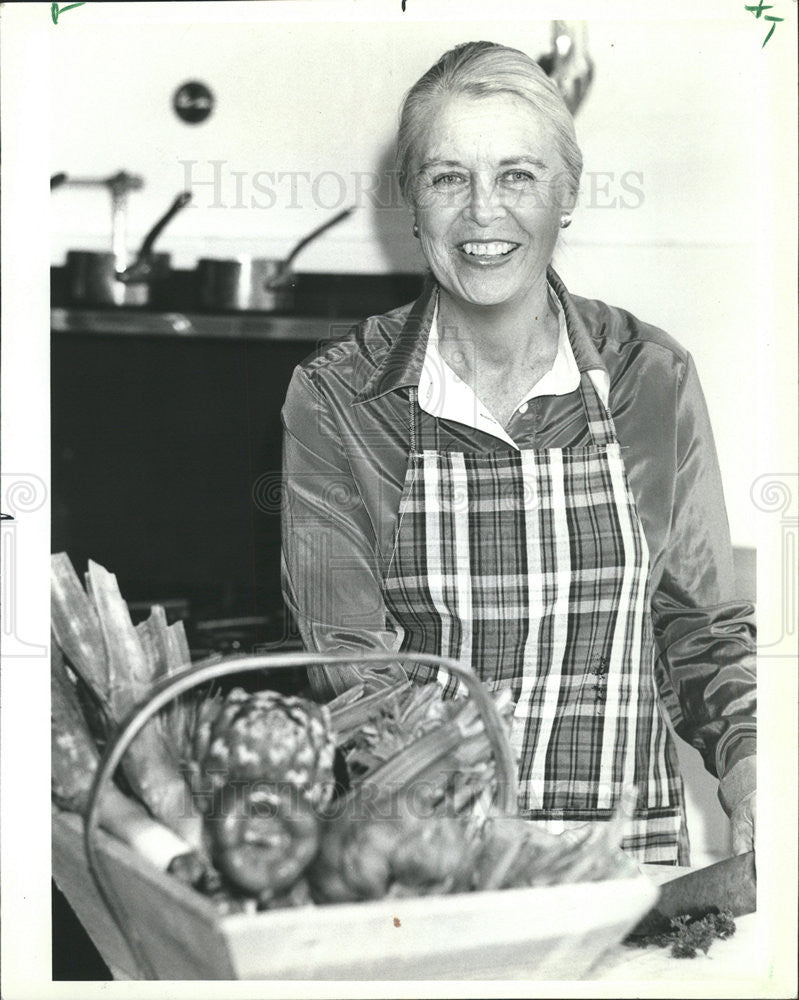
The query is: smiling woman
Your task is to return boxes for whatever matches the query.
[413,93,568,308]
[408,89,572,418]
[280,40,757,867]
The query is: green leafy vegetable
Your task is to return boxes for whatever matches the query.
[627,909,737,958]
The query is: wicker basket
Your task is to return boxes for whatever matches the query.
[53,651,658,981]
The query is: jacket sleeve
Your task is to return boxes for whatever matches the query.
[650,353,756,799]
[280,365,406,700]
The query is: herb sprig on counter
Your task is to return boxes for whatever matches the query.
[626,908,737,958]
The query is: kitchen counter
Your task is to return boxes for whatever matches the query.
[433,862,769,990]
[582,864,767,991]
[592,912,762,988]
[50,268,427,336]
[51,306,361,342]
[482,864,768,989]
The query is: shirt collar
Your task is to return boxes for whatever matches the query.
[424,281,582,399]
[419,281,608,428]
[353,266,608,405]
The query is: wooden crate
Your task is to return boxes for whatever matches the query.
[53,809,658,981]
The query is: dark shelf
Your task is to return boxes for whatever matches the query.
[51,267,426,319]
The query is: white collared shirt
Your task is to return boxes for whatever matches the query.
[418,286,610,450]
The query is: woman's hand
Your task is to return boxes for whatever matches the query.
[730,789,756,855]
[718,755,756,855]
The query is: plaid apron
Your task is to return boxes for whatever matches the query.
[381,374,688,864]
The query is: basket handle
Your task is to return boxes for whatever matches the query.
[83,650,520,978]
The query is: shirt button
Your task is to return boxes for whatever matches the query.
[518,402,529,415]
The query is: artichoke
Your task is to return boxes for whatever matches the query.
[197,688,336,808]
[307,790,480,903]
[205,783,320,898]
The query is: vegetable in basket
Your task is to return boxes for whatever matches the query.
[188,686,336,899]
[51,640,203,880]
[474,812,639,891]
[51,553,204,851]
[194,688,336,809]
[308,787,637,904]
[51,561,643,918]
[332,678,515,817]
[205,782,320,898]
[308,789,480,903]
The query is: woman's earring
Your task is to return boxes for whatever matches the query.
[559,215,572,229]
[412,222,420,238]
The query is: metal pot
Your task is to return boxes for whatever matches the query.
[196,206,354,313]
[66,250,172,307]
[196,256,294,312]
[65,191,191,307]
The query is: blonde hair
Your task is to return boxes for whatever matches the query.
[397,41,582,207]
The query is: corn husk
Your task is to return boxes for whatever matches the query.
[135,604,199,755]
[51,639,201,875]
[51,552,111,716]
[51,554,204,850]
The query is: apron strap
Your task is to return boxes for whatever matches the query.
[578,371,618,447]
[408,386,419,453]
[407,387,441,452]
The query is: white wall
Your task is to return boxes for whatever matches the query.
[555,19,758,555]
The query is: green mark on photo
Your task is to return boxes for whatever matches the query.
[51,2,86,25]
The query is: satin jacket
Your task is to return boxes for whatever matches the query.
[280,269,756,790]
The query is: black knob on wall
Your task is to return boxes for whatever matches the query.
[173,81,215,125]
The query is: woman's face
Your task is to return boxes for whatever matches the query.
[411,91,574,310]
